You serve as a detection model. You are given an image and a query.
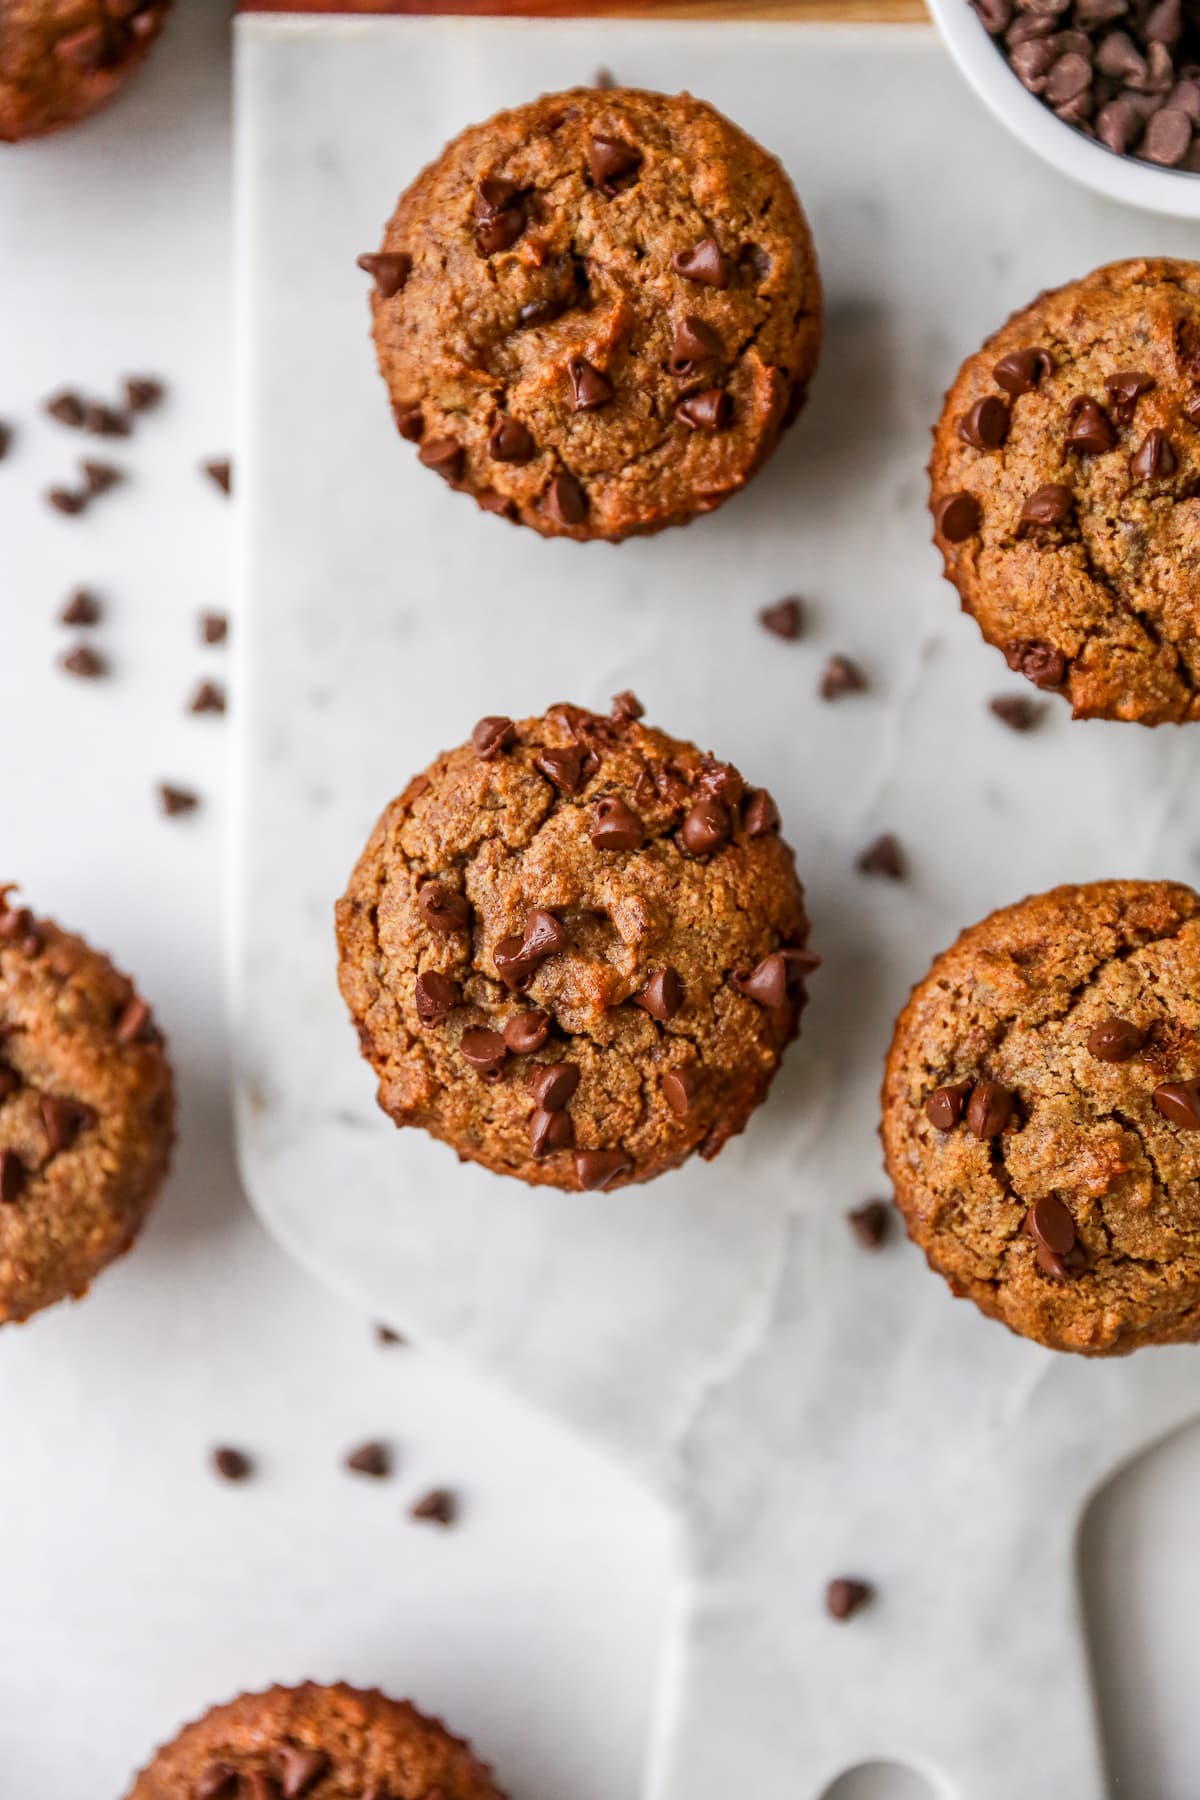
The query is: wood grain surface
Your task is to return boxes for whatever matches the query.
[238,1,926,22]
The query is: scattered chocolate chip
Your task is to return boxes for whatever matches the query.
[1131,427,1176,479]
[588,134,642,192]
[591,796,645,850]
[159,784,199,817]
[0,422,10,460]
[528,1062,580,1112]
[669,315,723,375]
[1153,1079,1200,1127]
[925,1079,973,1130]
[410,1487,457,1525]
[82,459,122,496]
[965,1080,1015,1138]
[958,395,1011,449]
[681,797,731,856]
[593,66,616,88]
[576,1148,634,1190]
[418,883,470,934]
[856,833,904,879]
[531,1105,574,1156]
[47,487,87,516]
[1105,369,1155,425]
[1065,395,1115,455]
[189,680,225,715]
[356,250,412,298]
[1019,482,1075,532]
[743,788,781,837]
[673,236,729,287]
[495,909,568,990]
[826,1577,873,1621]
[662,1067,699,1115]
[375,1323,405,1346]
[201,612,228,645]
[934,491,982,541]
[635,968,684,1021]
[116,997,154,1044]
[989,694,1044,731]
[60,588,102,626]
[503,1010,550,1055]
[418,436,464,484]
[1088,1017,1144,1061]
[993,347,1053,395]
[414,972,459,1025]
[472,715,515,759]
[543,470,588,527]
[0,1149,25,1206]
[345,1441,391,1478]
[124,375,163,413]
[460,1028,508,1076]
[1005,638,1067,689]
[46,390,85,428]
[488,416,534,463]
[759,597,803,640]
[212,1446,253,1482]
[535,743,589,793]
[194,1762,238,1799]
[569,356,614,411]
[675,387,731,431]
[847,1199,891,1250]
[273,1747,330,1798]
[61,644,106,679]
[204,459,232,495]
[82,402,129,438]
[819,654,867,701]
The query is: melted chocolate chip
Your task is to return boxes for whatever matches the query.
[1154,1079,1200,1128]
[472,715,515,759]
[569,356,614,411]
[742,788,780,837]
[675,388,731,431]
[673,237,729,287]
[1130,428,1176,480]
[460,1028,508,1076]
[635,968,684,1021]
[528,1063,580,1111]
[194,1763,238,1799]
[1105,369,1154,425]
[535,744,589,793]
[496,909,568,990]
[576,1148,634,1190]
[116,997,154,1044]
[503,1010,550,1055]
[591,796,645,850]
[1005,639,1066,689]
[60,588,101,626]
[958,395,1010,449]
[531,1105,574,1157]
[417,883,471,934]
[992,347,1053,395]
[415,972,459,1025]
[680,797,731,856]
[1019,483,1075,532]
[611,690,644,721]
[669,316,723,375]
[1088,1017,1143,1061]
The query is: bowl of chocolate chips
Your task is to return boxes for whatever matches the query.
[928,0,1200,215]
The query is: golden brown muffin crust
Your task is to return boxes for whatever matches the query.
[362,85,822,542]
[0,0,170,144]
[883,880,1200,1354]
[929,258,1200,725]
[336,698,813,1192]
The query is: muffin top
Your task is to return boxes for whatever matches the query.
[0,887,173,1324]
[336,697,813,1192]
[883,879,1200,1354]
[360,85,822,541]
[929,258,1200,724]
[0,0,169,143]
[125,1682,506,1800]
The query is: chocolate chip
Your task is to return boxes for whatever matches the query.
[543,471,588,527]
[375,1323,405,1346]
[1005,638,1067,689]
[958,395,1011,449]
[1065,395,1115,454]
[496,909,568,990]
[992,348,1054,396]
[989,694,1044,731]
[273,1748,330,1798]
[1098,95,1143,150]
[518,296,570,330]
[1131,427,1176,479]
[0,1063,19,1099]
[635,968,684,1021]
[535,744,589,793]
[734,951,793,1009]
[924,1079,972,1130]
[531,1105,574,1156]
[528,1063,580,1111]
[1144,105,1193,161]
[357,250,412,297]
[189,680,226,715]
[474,180,525,256]
[593,66,616,88]
[588,134,642,192]
[417,883,471,934]
[1105,369,1155,425]
[82,459,122,496]
[116,997,154,1044]
[1046,49,1093,102]
[243,1775,280,1800]
[1024,1195,1076,1256]
[124,375,163,413]
[472,715,515,759]
[60,589,102,627]
[212,1446,252,1482]
[55,24,107,66]
[670,316,723,374]
[569,356,614,411]
[1153,1079,1200,1127]
[201,612,228,645]
[41,1093,95,1154]
[672,236,729,288]
[743,788,781,837]
[826,1577,873,1621]
[47,487,87,516]
[576,1149,634,1190]
[662,1067,699,1115]
[856,833,905,879]
[0,1149,25,1206]
[159,784,200,817]
[819,654,867,701]
[488,416,534,463]
[965,1080,1015,1138]
[681,797,731,856]
[934,491,981,541]
[478,488,516,520]
[415,972,459,1025]
[675,388,731,431]
[345,1441,391,1478]
[1088,1016,1143,1061]
[503,1010,550,1054]
[62,643,107,680]
[1019,482,1075,532]
[591,796,645,851]
[418,436,464,484]
[394,403,424,442]
[410,1487,457,1525]
[46,391,85,428]
[759,597,803,640]
[847,1199,891,1250]
[194,1763,238,1799]
[82,402,129,437]
[204,459,232,495]
[460,1028,508,1076]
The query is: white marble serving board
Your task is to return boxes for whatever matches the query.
[233,18,1200,1798]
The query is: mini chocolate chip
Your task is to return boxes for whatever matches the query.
[60,589,101,626]
[194,1763,238,1799]
[673,237,729,287]
[41,1093,95,1154]
[124,376,163,413]
[848,1199,891,1250]
[535,744,589,793]
[489,416,534,463]
[46,391,85,427]
[591,796,645,850]
[576,1148,634,1190]
[201,612,228,645]
[62,645,106,679]
[410,1487,457,1525]
[375,1324,405,1346]
[681,797,731,856]
[934,491,981,541]
[503,1010,550,1055]
[1005,638,1067,689]
[819,654,867,700]
[966,1080,1014,1138]
[588,134,642,192]
[212,1446,252,1482]
[759,597,803,640]
[1105,369,1155,425]
[1131,428,1176,479]
[635,968,684,1021]
[47,487,87,516]
[0,1149,25,1205]
[675,388,731,431]
[958,395,1010,449]
[82,459,122,495]
[357,251,412,297]
[345,1440,391,1478]
[159,784,200,817]
[414,972,459,1025]
[992,347,1053,395]
[530,1105,574,1157]
[460,1028,508,1076]
[1088,1017,1143,1061]
[1023,1195,1077,1256]
[1065,396,1115,455]
[82,403,129,437]
[857,833,905,879]
[543,471,588,526]
[826,1577,873,1621]
[419,437,464,483]
[989,694,1043,731]
[472,715,515,759]
[204,459,232,495]
[925,1079,973,1130]
[1153,1079,1200,1128]
[670,316,723,374]
[116,997,153,1044]
[273,1747,330,1798]
[529,1062,580,1111]
[1019,482,1074,531]
[743,788,781,837]
[662,1067,699,1115]
[417,883,470,934]
[189,680,226,715]
[569,356,614,411]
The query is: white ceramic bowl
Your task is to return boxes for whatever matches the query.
[926,0,1200,218]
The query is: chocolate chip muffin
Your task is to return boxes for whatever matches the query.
[883,879,1200,1355]
[929,258,1200,725]
[336,697,815,1192]
[125,1682,506,1800]
[0,886,173,1324]
[0,0,170,144]
[358,86,822,542]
